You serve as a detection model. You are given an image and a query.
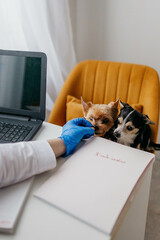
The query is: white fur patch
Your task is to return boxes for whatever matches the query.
[116,132,137,146]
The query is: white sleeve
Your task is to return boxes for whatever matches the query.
[0,141,57,188]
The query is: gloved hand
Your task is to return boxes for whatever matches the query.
[59,118,95,156]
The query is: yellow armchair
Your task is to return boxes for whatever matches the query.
[48,60,159,143]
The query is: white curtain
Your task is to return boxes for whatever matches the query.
[0,0,77,112]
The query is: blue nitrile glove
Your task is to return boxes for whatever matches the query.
[59,118,95,156]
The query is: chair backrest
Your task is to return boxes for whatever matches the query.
[48,60,159,143]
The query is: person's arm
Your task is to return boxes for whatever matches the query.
[0,118,94,188]
[47,117,94,157]
[47,138,66,157]
[0,140,56,188]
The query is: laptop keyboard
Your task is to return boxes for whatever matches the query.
[0,122,33,142]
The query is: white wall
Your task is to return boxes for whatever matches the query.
[69,0,160,140]
[69,0,108,61]
[70,0,160,76]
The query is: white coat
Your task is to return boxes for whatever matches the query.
[0,141,56,188]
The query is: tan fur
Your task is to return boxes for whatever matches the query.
[115,118,139,146]
[81,97,119,137]
[118,117,123,124]
[118,119,139,135]
[124,122,139,134]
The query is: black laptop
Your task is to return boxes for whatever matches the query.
[0,49,47,143]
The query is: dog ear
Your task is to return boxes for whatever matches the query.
[119,100,125,109]
[143,114,155,125]
[108,99,119,109]
[81,97,92,117]
[119,100,130,109]
[108,99,119,120]
[114,99,119,109]
[139,124,151,150]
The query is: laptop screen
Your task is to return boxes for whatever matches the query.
[0,50,46,120]
[0,55,41,112]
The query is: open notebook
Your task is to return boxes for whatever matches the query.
[34,137,154,236]
[0,177,33,233]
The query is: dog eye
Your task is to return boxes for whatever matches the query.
[127,126,133,131]
[103,118,109,124]
[90,117,93,121]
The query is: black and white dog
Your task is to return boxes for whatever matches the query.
[112,101,160,151]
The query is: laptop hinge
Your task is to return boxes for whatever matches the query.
[30,118,38,122]
[0,113,30,121]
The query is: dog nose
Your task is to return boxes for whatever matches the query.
[114,131,121,138]
[94,125,99,131]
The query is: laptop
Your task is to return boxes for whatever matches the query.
[0,49,47,143]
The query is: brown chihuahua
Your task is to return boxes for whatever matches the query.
[81,97,119,137]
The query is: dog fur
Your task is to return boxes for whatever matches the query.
[113,101,160,151]
[81,97,160,152]
[81,97,119,137]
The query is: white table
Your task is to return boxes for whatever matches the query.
[0,122,154,240]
